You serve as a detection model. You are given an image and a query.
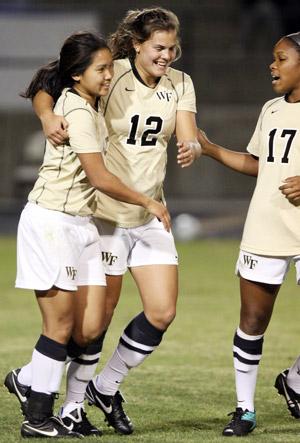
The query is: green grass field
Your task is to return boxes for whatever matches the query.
[1,236,300,442]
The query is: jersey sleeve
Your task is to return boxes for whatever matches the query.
[65,108,102,154]
[246,107,264,157]
[177,73,197,113]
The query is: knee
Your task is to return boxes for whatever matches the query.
[73,325,104,348]
[147,307,176,330]
[43,319,74,344]
[240,310,268,335]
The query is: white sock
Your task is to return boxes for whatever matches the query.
[31,335,67,394]
[18,362,32,386]
[95,342,148,396]
[233,327,264,412]
[64,353,100,404]
[95,313,163,396]
[60,401,85,417]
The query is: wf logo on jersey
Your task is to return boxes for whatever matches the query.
[65,267,77,280]
[102,251,118,266]
[243,254,258,270]
[156,91,172,101]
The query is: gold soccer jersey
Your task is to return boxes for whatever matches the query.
[241,97,300,255]
[29,88,108,216]
[95,58,197,227]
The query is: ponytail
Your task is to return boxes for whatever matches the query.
[21,59,62,102]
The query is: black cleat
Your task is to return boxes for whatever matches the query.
[275,369,300,418]
[4,368,30,416]
[21,416,82,438]
[85,380,133,435]
[222,407,256,437]
[59,405,102,437]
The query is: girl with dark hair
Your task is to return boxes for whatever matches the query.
[28,7,200,435]
[197,31,300,437]
[5,30,170,439]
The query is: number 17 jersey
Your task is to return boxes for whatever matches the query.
[94,58,197,228]
[241,97,300,255]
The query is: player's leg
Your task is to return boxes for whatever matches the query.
[21,288,80,438]
[87,219,178,434]
[94,264,177,390]
[223,277,280,437]
[59,284,106,437]
[223,248,290,436]
[57,235,108,437]
[85,275,133,435]
[274,254,300,418]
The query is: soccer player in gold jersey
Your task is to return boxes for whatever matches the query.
[197,31,300,437]
[13,8,201,435]
[4,31,170,438]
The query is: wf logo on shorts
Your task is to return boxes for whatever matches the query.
[243,254,258,270]
[102,251,118,266]
[65,267,77,280]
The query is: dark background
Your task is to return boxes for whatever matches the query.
[1,0,299,235]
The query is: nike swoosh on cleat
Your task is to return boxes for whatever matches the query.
[13,378,27,402]
[95,395,112,414]
[63,422,74,431]
[25,425,59,437]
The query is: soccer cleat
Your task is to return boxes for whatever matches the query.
[274,369,300,418]
[222,407,256,437]
[59,404,102,437]
[85,380,133,435]
[21,416,82,438]
[4,368,30,416]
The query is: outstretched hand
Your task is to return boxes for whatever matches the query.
[177,140,202,168]
[279,176,300,206]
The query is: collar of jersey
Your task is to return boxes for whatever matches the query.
[129,58,160,88]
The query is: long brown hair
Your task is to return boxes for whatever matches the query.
[108,7,181,61]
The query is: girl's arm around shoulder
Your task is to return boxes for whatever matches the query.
[197,129,258,177]
[78,152,171,232]
[33,90,68,146]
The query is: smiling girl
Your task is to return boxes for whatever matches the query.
[197,31,300,436]
[4,31,170,439]
[6,8,200,437]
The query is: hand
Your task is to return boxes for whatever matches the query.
[279,176,300,206]
[177,140,202,168]
[41,112,69,147]
[196,129,210,155]
[145,200,171,232]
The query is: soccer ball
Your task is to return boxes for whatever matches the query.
[172,213,203,241]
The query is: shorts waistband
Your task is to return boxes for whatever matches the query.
[25,202,93,225]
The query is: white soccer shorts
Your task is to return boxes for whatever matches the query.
[16,203,106,291]
[236,249,300,285]
[94,216,178,275]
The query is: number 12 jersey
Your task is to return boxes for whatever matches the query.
[95,58,197,228]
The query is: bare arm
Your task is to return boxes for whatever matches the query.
[197,129,258,177]
[33,90,68,146]
[175,111,202,168]
[78,152,171,231]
